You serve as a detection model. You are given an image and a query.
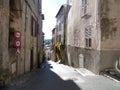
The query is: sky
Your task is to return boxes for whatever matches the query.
[42,0,67,39]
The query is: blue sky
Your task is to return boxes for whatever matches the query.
[42,0,67,39]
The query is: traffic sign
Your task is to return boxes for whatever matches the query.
[14,39,21,48]
[14,31,21,39]
[16,48,21,56]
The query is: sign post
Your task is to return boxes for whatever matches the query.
[14,30,22,75]
[14,31,21,39]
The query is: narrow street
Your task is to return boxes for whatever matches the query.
[1,0,120,90]
[2,61,120,90]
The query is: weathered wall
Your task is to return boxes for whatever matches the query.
[9,0,43,77]
[100,0,120,71]
[9,0,23,76]
[38,0,43,65]
[0,0,10,81]
[67,0,100,49]
[67,0,101,74]
[0,0,9,68]
[0,0,43,83]
[67,45,100,74]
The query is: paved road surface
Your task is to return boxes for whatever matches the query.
[2,60,120,90]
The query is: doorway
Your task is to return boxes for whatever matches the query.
[37,52,40,68]
[30,48,34,71]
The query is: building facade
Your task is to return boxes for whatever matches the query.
[67,0,120,74]
[55,4,68,63]
[0,0,10,84]
[51,28,57,61]
[56,5,67,43]
[0,0,44,84]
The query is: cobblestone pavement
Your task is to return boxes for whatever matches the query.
[1,60,120,90]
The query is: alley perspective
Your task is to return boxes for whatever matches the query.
[1,61,120,90]
[0,0,120,90]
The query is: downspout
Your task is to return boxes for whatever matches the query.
[64,5,69,64]
[37,20,39,68]
[115,58,120,73]
[24,1,27,73]
[36,0,40,68]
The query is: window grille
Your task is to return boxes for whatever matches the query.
[85,26,92,48]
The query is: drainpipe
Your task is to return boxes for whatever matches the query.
[24,1,27,73]
[37,20,39,68]
[115,58,120,73]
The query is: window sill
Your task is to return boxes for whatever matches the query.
[85,47,92,50]
[81,13,91,19]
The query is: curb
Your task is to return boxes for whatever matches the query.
[75,68,95,77]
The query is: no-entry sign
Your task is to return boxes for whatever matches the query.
[14,39,21,48]
[14,31,21,39]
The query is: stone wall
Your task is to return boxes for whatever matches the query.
[67,0,120,74]
[67,0,101,74]
[0,0,43,83]
[0,0,10,82]
[100,0,120,71]
[67,0,100,50]
[67,45,100,74]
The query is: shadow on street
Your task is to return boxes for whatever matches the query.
[2,61,81,90]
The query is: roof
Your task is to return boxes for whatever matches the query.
[55,4,67,18]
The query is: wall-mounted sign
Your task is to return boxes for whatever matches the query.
[14,39,21,48]
[14,31,21,39]
[16,48,21,56]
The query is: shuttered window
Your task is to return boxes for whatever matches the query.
[81,0,88,16]
[85,26,92,48]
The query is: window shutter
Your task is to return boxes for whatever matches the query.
[85,26,92,48]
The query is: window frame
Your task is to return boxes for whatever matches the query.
[31,16,37,37]
[85,26,92,48]
[81,0,88,17]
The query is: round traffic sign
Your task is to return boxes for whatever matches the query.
[14,31,21,39]
[14,40,21,48]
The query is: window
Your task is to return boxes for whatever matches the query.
[57,35,61,42]
[31,16,34,36]
[85,26,92,48]
[81,0,88,16]
[9,27,15,48]
[74,30,79,46]
[81,0,91,18]
[58,23,61,31]
[31,16,37,37]
[58,35,61,42]
[41,14,44,20]
[35,23,38,37]
[85,38,91,47]
[35,22,37,37]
